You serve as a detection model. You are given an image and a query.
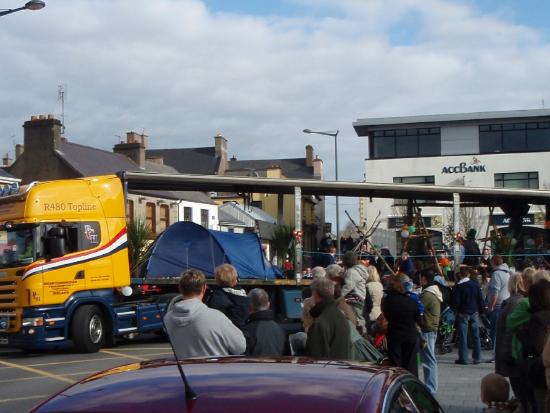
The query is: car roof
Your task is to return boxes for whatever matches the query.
[33,357,402,413]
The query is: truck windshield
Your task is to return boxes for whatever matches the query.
[0,226,36,268]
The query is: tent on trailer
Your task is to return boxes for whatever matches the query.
[145,221,281,280]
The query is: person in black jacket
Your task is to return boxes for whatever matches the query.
[382,277,421,377]
[463,229,481,267]
[243,288,288,356]
[306,277,351,360]
[207,264,249,329]
[451,267,485,365]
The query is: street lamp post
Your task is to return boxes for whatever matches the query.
[0,1,45,17]
[303,128,340,256]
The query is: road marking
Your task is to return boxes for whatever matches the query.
[0,359,74,384]
[0,351,172,370]
[0,394,50,404]
[115,347,170,351]
[0,369,100,384]
[100,349,147,361]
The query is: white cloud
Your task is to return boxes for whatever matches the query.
[1,0,549,223]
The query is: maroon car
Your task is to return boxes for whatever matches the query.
[31,357,443,413]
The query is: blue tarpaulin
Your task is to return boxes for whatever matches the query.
[145,221,281,279]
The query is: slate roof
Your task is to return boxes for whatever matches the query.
[55,142,213,203]
[146,147,220,175]
[228,158,315,179]
[0,168,18,180]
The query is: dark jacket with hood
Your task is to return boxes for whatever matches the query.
[306,299,351,360]
[463,238,481,266]
[242,310,289,356]
[207,287,249,329]
[382,290,421,344]
[451,278,484,315]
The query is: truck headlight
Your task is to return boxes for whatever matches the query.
[22,317,44,327]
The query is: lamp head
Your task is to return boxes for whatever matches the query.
[303,129,312,134]
[25,0,45,10]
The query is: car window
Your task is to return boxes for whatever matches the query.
[388,386,419,413]
[402,380,441,413]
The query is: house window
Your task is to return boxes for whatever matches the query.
[494,172,539,189]
[393,176,435,185]
[372,128,441,159]
[159,204,170,233]
[126,200,134,222]
[183,207,192,222]
[480,122,550,153]
[200,209,209,228]
[145,202,156,234]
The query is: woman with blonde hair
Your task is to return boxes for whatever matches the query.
[365,265,384,325]
[207,264,249,329]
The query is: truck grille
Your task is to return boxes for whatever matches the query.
[0,277,20,332]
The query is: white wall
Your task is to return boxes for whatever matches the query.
[177,200,219,230]
[362,151,550,241]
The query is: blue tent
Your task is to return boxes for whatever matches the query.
[145,221,281,279]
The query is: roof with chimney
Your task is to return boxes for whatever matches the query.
[146,147,221,175]
[227,158,316,179]
[51,142,210,203]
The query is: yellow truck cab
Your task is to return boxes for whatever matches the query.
[0,175,163,352]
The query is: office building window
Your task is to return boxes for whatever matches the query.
[126,200,134,222]
[145,203,156,234]
[200,209,209,228]
[480,122,550,153]
[372,128,440,159]
[393,176,435,185]
[183,207,192,221]
[494,172,539,189]
[159,205,170,233]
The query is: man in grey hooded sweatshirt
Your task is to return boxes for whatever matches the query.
[164,269,246,359]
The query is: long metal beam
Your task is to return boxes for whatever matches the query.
[121,172,550,206]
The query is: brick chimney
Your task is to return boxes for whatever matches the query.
[113,132,148,167]
[313,156,323,179]
[2,153,12,167]
[215,134,228,175]
[15,144,24,159]
[23,114,63,154]
[305,145,314,167]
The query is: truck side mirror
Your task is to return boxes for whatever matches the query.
[45,227,66,259]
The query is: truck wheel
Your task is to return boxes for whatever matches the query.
[71,305,104,353]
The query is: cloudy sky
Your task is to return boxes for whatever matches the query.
[1,0,550,223]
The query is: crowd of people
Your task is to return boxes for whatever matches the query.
[162,235,550,412]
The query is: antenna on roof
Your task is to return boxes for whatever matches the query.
[155,300,198,401]
[57,84,67,134]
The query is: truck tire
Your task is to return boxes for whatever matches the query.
[71,305,104,353]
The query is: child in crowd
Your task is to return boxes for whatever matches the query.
[480,373,519,413]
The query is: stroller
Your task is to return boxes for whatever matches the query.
[471,312,493,351]
[436,307,455,354]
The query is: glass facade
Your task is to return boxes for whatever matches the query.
[373,128,441,159]
[393,176,435,184]
[494,172,539,189]
[183,206,192,221]
[480,122,550,154]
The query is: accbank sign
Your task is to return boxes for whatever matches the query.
[441,157,486,174]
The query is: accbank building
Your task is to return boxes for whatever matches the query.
[353,109,550,252]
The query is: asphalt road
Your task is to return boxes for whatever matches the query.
[0,335,173,413]
[0,338,492,413]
